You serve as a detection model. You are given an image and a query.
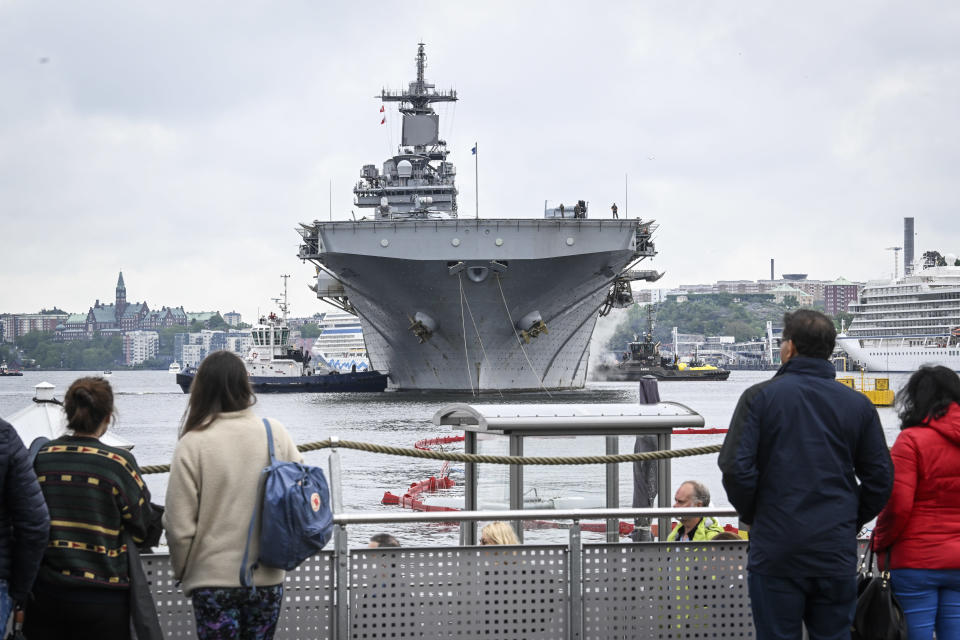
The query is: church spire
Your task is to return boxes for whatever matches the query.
[116,270,127,314]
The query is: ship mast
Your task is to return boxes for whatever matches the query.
[272,274,290,323]
[380,42,457,115]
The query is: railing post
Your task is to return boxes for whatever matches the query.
[329,437,349,639]
[464,431,477,545]
[568,520,583,640]
[333,524,349,640]
[509,435,524,542]
[605,436,619,543]
[328,436,343,514]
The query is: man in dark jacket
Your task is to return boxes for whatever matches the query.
[718,310,893,640]
[0,418,50,629]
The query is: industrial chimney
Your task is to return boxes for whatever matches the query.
[904,217,915,275]
[770,258,774,281]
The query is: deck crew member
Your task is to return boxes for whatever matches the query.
[611,202,618,219]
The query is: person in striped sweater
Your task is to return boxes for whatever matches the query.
[25,376,155,640]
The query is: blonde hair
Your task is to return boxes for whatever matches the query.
[480,521,519,545]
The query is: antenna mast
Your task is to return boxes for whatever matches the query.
[271,274,291,321]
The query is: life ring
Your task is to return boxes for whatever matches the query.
[251,351,259,358]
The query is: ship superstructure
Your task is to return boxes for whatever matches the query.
[837,259,960,372]
[312,310,371,372]
[298,44,661,391]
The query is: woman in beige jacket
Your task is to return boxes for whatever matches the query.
[164,351,302,640]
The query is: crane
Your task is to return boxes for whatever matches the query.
[886,246,902,280]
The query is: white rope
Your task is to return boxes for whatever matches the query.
[495,274,553,397]
[459,272,503,399]
[458,273,476,396]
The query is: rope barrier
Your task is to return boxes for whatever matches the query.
[139,440,724,475]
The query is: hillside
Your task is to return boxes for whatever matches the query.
[605,294,849,352]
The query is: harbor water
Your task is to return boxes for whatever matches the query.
[0,370,911,548]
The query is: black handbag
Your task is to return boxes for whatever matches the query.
[851,538,907,640]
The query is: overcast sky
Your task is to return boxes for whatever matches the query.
[2,1,958,322]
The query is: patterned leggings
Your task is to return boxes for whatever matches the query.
[191,585,283,640]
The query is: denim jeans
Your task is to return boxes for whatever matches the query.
[890,568,960,640]
[0,579,11,635]
[747,572,856,640]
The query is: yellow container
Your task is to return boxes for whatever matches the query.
[836,374,895,407]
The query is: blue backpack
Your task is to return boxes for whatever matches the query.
[240,419,334,586]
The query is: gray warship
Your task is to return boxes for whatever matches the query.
[297,44,661,392]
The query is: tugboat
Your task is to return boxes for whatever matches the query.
[0,361,23,376]
[176,277,388,394]
[594,307,731,381]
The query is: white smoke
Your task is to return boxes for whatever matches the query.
[588,307,629,372]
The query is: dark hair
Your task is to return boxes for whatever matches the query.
[897,365,960,429]
[180,351,255,437]
[711,532,742,541]
[369,533,400,548]
[64,377,114,435]
[781,310,836,360]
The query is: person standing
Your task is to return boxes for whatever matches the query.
[611,202,618,218]
[718,310,893,640]
[165,351,303,640]
[0,418,49,632]
[873,366,960,640]
[25,377,156,640]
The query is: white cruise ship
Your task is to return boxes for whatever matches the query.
[311,310,371,372]
[837,262,960,372]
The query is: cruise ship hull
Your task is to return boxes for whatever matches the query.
[300,219,647,391]
[837,336,960,373]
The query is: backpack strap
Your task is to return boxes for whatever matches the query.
[28,436,50,466]
[239,419,274,589]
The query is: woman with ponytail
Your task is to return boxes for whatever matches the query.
[24,376,156,640]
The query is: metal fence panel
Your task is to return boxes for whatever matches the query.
[582,542,753,639]
[144,552,334,639]
[349,546,568,639]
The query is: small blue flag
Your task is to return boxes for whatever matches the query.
[471,144,477,155]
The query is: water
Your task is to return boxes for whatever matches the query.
[0,369,911,548]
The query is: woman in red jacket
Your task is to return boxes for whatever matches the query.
[874,365,960,640]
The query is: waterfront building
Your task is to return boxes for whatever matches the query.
[53,272,191,341]
[823,277,862,315]
[123,330,159,365]
[1,311,69,343]
[769,284,814,306]
[223,311,242,327]
[174,330,253,367]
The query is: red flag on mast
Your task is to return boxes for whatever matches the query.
[380,105,385,113]
[380,117,385,125]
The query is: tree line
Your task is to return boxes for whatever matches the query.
[606,294,853,352]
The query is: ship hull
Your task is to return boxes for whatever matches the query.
[301,219,646,391]
[175,371,388,394]
[837,336,960,372]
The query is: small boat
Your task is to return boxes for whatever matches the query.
[168,361,182,374]
[102,370,112,377]
[5,382,133,449]
[176,277,388,394]
[0,361,24,377]
[594,307,730,381]
[836,372,895,406]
